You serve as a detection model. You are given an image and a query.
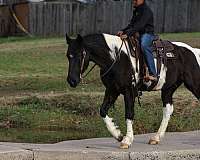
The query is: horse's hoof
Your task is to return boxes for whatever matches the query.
[120,143,129,149]
[148,138,160,145]
[117,135,123,142]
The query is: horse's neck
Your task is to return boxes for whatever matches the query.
[89,49,113,70]
[84,39,114,69]
[85,33,136,71]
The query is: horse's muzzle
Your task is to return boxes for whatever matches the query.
[67,78,78,88]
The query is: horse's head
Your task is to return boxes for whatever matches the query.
[66,34,89,88]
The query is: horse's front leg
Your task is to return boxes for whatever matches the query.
[100,89,123,141]
[120,88,135,149]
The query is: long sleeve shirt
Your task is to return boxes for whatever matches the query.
[122,3,154,36]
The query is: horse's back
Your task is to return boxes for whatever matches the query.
[172,42,200,67]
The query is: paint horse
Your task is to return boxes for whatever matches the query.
[66,33,200,149]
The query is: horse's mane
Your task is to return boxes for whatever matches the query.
[83,33,111,52]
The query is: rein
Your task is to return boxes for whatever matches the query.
[82,63,97,79]
[124,38,142,107]
[80,40,124,83]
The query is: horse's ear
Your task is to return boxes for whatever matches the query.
[66,33,71,44]
[77,34,83,43]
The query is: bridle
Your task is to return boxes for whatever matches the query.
[79,49,98,82]
[80,49,87,80]
[79,40,124,83]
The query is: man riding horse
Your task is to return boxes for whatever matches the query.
[66,0,200,149]
[117,0,157,82]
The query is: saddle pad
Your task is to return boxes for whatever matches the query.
[152,40,176,59]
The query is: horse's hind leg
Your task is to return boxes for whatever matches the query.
[183,74,200,100]
[149,82,181,145]
[100,89,122,141]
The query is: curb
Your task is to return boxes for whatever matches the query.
[0,150,33,160]
[0,131,200,160]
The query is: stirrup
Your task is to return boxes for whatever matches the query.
[144,75,157,82]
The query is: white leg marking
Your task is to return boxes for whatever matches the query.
[121,119,134,145]
[153,104,174,141]
[103,115,122,140]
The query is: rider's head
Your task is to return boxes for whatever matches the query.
[133,0,145,7]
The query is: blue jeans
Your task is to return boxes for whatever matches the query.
[140,33,157,76]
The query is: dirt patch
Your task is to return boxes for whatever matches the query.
[0,91,104,106]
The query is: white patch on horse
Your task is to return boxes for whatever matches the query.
[103,34,140,83]
[144,59,167,90]
[121,119,134,145]
[103,34,119,60]
[154,63,167,90]
[103,115,121,140]
[172,42,200,67]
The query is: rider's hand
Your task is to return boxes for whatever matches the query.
[120,34,128,40]
[117,31,123,37]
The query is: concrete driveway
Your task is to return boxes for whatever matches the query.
[0,131,200,160]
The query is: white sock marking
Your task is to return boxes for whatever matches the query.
[155,104,174,140]
[103,115,121,140]
[121,119,134,145]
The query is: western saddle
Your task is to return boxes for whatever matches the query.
[127,33,176,90]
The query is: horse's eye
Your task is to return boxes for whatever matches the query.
[69,54,74,58]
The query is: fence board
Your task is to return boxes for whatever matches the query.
[27,0,200,36]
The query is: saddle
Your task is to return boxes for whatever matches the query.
[127,34,176,91]
[152,37,175,59]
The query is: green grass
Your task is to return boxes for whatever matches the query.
[0,33,199,143]
[0,88,199,143]
[0,36,103,93]
[160,32,200,48]
[161,32,200,39]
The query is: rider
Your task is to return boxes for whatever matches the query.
[117,0,157,81]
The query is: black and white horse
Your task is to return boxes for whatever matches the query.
[65,33,200,149]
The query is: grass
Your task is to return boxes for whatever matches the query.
[0,33,199,143]
[0,88,199,143]
[160,32,200,48]
[0,36,103,93]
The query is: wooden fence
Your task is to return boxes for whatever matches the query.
[1,0,200,36]
[147,0,200,33]
[28,1,132,36]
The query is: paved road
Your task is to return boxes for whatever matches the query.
[0,131,200,160]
